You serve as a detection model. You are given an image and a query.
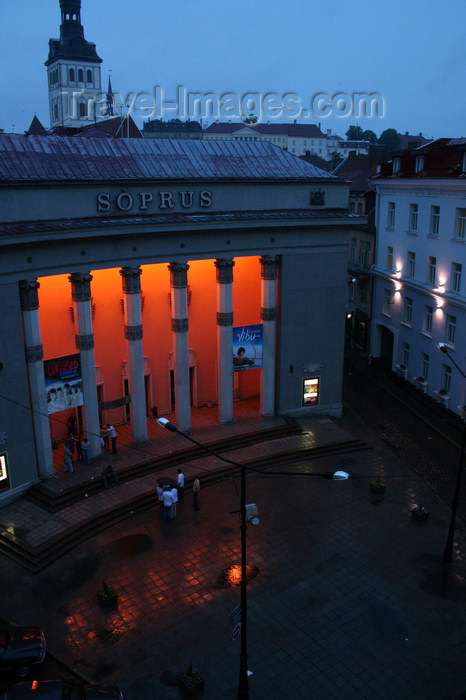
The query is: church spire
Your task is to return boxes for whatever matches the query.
[105,74,115,117]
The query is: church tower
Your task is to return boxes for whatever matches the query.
[45,0,103,130]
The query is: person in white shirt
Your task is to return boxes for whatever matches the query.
[162,487,173,521]
[107,424,117,454]
[177,468,185,501]
[171,486,178,518]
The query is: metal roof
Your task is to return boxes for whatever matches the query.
[0,134,339,184]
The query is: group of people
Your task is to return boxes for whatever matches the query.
[157,469,201,520]
[100,424,117,454]
[63,414,91,473]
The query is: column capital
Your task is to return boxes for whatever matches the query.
[19,280,40,310]
[125,324,143,341]
[214,258,235,284]
[260,256,279,280]
[25,344,44,363]
[217,311,234,327]
[120,266,142,294]
[69,273,93,301]
[75,333,94,350]
[168,262,189,288]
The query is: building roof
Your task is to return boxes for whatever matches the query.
[0,134,340,184]
[143,119,203,135]
[76,115,142,139]
[26,116,48,136]
[333,147,385,192]
[45,0,102,65]
[374,138,466,179]
[203,122,325,138]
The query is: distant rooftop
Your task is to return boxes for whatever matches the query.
[374,138,466,179]
[203,122,325,138]
[0,134,339,184]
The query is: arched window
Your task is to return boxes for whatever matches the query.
[69,68,75,82]
[78,69,83,82]
[79,100,87,118]
[86,69,92,84]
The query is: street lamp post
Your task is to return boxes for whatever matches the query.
[156,417,349,698]
[437,343,466,563]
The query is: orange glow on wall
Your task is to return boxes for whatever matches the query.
[38,256,261,436]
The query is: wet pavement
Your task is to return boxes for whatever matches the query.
[1,378,466,699]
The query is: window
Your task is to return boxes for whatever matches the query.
[383,288,392,314]
[441,365,452,394]
[69,68,75,82]
[430,205,440,236]
[415,155,424,173]
[420,352,429,380]
[357,202,363,215]
[452,262,462,293]
[78,68,84,82]
[350,202,355,213]
[424,305,433,333]
[359,241,371,266]
[404,297,413,324]
[386,246,393,271]
[392,156,401,173]
[350,238,357,262]
[401,342,410,367]
[446,314,457,345]
[359,283,367,306]
[387,201,396,228]
[86,69,92,83]
[79,100,87,117]
[407,251,415,278]
[409,203,418,231]
[455,208,466,239]
[427,256,437,285]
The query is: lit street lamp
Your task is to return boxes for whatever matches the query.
[437,343,466,564]
[157,416,349,699]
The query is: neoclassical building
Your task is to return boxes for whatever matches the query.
[0,134,354,503]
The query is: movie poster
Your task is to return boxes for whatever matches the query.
[43,354,83,414]
[233,324,263,371]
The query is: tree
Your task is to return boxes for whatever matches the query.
[346,125,364,140]
[378,128,401,151]
[362,129,378,144]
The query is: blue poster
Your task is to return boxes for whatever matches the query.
[233,324,263,371]
[44,353,83,414]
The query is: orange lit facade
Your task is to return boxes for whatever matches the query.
[0,134,355,503]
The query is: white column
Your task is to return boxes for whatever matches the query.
[19,280,55,478]
[260,256,279,416]
[168,262,191,433]
[215,259,235,423]
[120,266,148,444]
[69,273,102,459]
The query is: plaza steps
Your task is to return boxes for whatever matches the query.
[0,432,369,573]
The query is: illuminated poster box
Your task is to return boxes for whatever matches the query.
[302,377,319,406]
[0,454,10,492]
[233,324,263,371]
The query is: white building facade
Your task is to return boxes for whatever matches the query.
[370,139,466,415]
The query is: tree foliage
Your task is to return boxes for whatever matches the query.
[345,125,364,140]
[378,128,401,151]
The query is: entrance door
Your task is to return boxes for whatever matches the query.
[169,369,194,412]
[380,326,394,368]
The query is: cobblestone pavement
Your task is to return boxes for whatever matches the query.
[1,399,466,699]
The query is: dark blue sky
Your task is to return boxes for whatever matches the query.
[1,0,465,138]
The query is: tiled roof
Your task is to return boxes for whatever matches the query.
[0,134,338,184]
[203,122,325,138]
[374,138,466,179]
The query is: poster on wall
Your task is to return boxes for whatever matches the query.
[233,324,263,371]
[302,377,320,406]
[0,454,10,492]
[44,354,83,414]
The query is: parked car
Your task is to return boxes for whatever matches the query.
[0,625,46,677]
[0,680,124,699]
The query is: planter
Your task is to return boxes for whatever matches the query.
[435,390,450,408]
[370,481,386,495]
[411,506,429,522]
[178,664,204,697]
[97,582,118,610]
[178,675,204,697]
[415,377,428,393]
[395,365,408,380]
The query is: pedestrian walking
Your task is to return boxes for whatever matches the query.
[193,477,200,511]
[100,425,109,451]
[63,442,74,473]
[107,424,117,454]
[171,485,178,518]
[156,485,164,518]
[162,487,174,521]
[81,436,90,464]
[177,468,185,501]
